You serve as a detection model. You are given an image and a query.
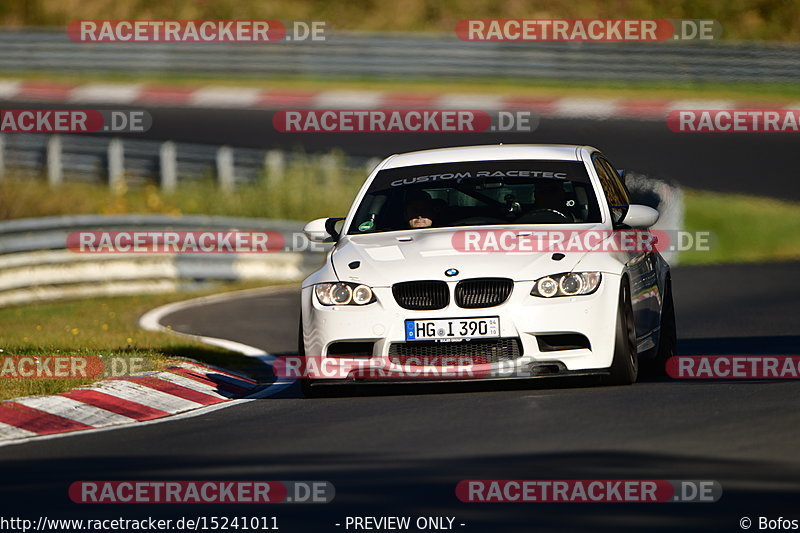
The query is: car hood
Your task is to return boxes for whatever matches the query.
[331,225,602,286]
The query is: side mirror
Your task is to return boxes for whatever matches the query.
[304,217,344,243]
[620,204,659,229]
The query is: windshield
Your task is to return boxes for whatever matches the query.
[347,159,601,235]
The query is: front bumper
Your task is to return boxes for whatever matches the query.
[300,274,621,381]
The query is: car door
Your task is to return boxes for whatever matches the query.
[592,153,659,342]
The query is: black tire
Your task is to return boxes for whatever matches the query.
[603,280,638,385]
[650,278,677,376]
[297,316,317,397]
[300,378,317,397]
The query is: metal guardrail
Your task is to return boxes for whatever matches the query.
[0,214,329,307]
[0,214,306,253]
[0,29,799,83]
[0,133,379,189]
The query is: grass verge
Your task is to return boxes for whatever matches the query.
[0,159,363,221]
[0,281,285,402]
[5,72,800,104]
[681,189,800,265]
[3,1,800,41]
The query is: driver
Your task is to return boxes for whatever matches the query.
[404,190,436,228]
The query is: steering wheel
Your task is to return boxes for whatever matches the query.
[516,209,572,224]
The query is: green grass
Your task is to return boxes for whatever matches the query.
[681,189,800,264]
[3,0,800,41]
[0,282,283,401]
[0,157,363,221]
[5,71,800,104]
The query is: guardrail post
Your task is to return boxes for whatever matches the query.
[160,141,177,192]
[47,135,62,187]
[216,146,235,192]
[108,138,125,192]
[265,150,285,187]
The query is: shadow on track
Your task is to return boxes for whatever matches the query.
[0,450,798,532]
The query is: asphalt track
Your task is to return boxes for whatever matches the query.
[0,261,799,532]
[2,99,799,200]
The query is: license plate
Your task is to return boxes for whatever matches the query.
[405,317,500,341]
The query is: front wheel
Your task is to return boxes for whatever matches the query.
[649,278,677,376]
[300,379,317,397]
[603,280,638,385]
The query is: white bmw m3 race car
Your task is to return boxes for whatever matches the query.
[298,144,676,392]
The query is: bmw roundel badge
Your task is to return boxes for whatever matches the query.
[445,268,459,277]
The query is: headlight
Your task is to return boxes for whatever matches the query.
[531,272,601,298]
[536,277,559,298]
[352,284,374,305]
[315,282,376,306]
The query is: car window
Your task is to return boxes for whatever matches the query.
[599,157,631,204]
[347,160,602,234]
[592,155,629,224]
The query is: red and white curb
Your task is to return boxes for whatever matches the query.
[0,286,297,446]
[2,79,797,120]
[0,361,258,442]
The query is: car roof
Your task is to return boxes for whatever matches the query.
[381,144,597,169]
